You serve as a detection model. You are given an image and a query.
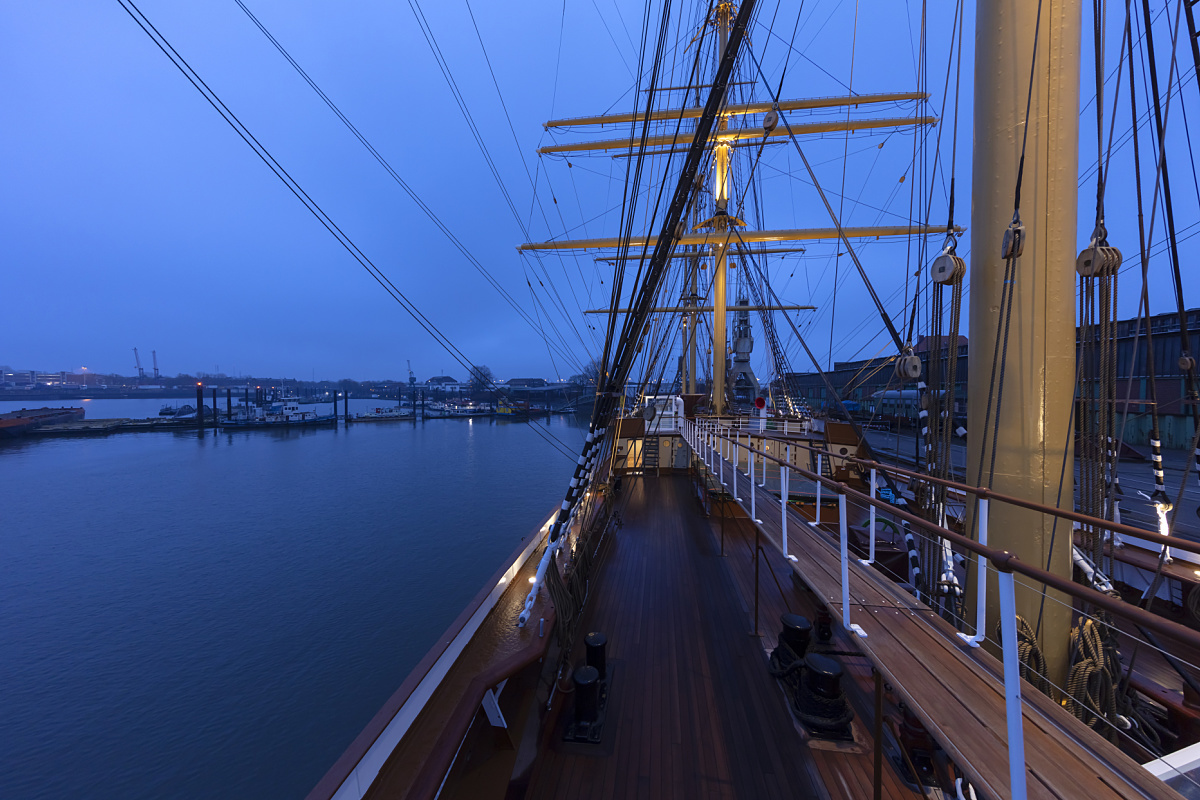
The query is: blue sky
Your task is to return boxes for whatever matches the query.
[2,1,1193,381]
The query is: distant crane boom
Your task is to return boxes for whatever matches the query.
[133,347,146,381]
[152,350,160,380]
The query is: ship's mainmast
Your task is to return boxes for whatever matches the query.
[967,0,1080,685]
[709,1,733,415]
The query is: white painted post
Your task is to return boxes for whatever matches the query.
[998,568,1027,799]
[811,453,823,527]
[719,438,725,486]
[959,498,989,647]
[863,467,877,565]
[750,448,758,522]
[759,440,768,487]
[783,445,794,561]
[784,419,790,436]
[839,492,867,638]
[732,437,739,501]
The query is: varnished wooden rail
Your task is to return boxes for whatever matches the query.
[682,417,1197,800]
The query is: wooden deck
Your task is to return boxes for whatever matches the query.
[524,475,923,800]
[715,450,1182,800]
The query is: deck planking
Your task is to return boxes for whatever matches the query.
[524,475,831,800]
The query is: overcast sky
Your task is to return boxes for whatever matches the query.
[2,2,1193,382]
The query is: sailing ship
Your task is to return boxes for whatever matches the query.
[90,0,1198,796]
[296,1,1200,798]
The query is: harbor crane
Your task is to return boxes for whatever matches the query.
[133,348,146,382]
[152,351,160,380]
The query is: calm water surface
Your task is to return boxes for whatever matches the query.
[1,399,583,799]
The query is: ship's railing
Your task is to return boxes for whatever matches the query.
[680,416,1200,800]
[704,413,813,435]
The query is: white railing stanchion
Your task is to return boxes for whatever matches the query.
[811,453,823,527]
[783,445,795,561]
[732,437,739,501]
[759,439,768,488]
[720,434,725,486]
[997,566,1027,800]
[863,467,877,566]
[958,498,989,647]
[750,448,760,523]
[839,492,867,638]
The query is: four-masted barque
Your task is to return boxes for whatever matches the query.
[308,1,1200,799]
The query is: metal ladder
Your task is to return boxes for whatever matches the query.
[643,436,660,475]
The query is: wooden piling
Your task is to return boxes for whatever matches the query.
[196,383,204,432]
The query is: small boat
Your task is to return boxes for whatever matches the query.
[221,395,336,429]
[157,404,177,416]
[349,406,414,423]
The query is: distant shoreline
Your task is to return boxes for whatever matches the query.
[0,389,201,402]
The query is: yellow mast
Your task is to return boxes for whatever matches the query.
[967,0,1080,685]
[710,2,733,414]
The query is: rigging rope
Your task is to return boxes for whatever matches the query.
[519,0,760,626]
[230,0,584,374]
[120,0,578,460]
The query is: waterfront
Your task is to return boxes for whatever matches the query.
[0,400,584,799]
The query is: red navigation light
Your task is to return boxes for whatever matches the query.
[754,397,766,410]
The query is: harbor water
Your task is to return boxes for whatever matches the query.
[0,398,584,799]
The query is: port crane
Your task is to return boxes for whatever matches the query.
[407,360,417,405]
[152,351,160,380]
[133,348,146,382]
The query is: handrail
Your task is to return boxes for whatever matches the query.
[408,608,557,800]
[701,419,1200,558]
[689,419,1200,652]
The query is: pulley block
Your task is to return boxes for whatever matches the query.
[763,109,779,135]
[895,351,922,381]
[1075,244,1123,277]
[1001,220,1025,259]
[930,252,965,285]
